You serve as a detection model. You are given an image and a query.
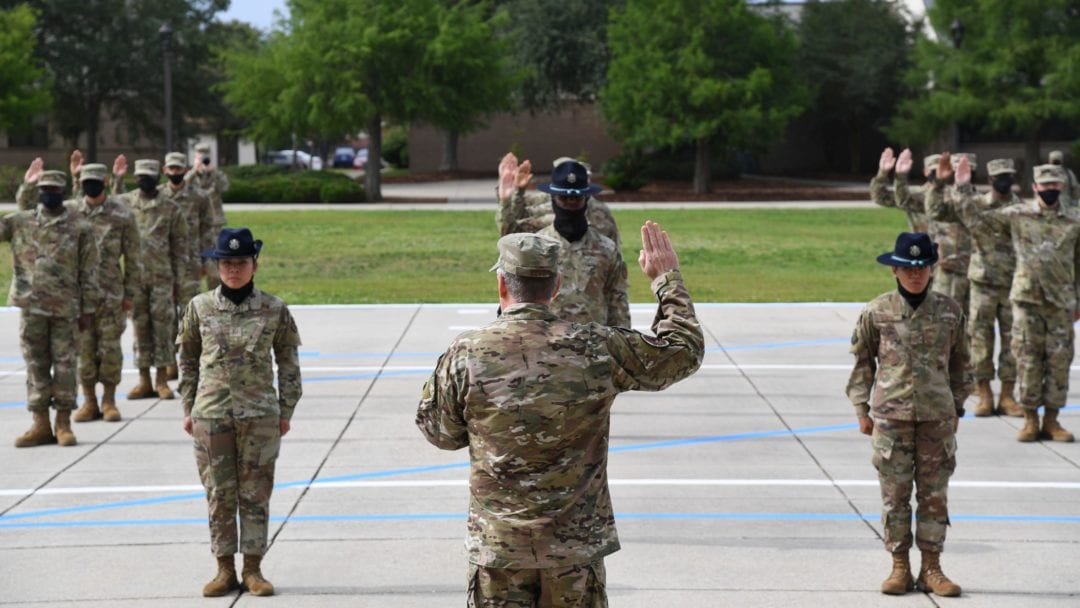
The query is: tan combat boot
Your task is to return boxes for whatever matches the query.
[100,383,121,422]
[997,382,1023,417]
[880,551,914,595]
[1017,409,1040,442]
[203,555,239,597]
[1040,408,1075,442]
[242,554,275,596]
[916,550,961,597]
[973,380,994,417]
[127,368,155,399]
[54,410,77,446]
[73,382,102,422]
[154,367,175,400]
[14,410,56,447]
[165,362,178,381]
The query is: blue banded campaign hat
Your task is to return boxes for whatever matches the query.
[877,232,938,268]
[537,160,603,197]
[202,227,262,260]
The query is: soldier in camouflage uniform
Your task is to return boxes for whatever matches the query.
[163,152,214,379]
[4,169,101,448]
[179,227,302,598]
[496,152,621,246]
[1048,150,1080,204]
[186,142,230,290]
[871,148,929,233]
[117,159,188,400]
[927,155,1023,417]
[999,164,1080,443]
[63,161,143,423]
[847,232,972,598]
[417,223,704,607]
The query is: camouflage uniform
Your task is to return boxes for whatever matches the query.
[847,290,972,554]
[870,171,929,233]
[497,188,621,247]
[418,233,703,606]
[186,150,229,290]
[65,167,143,387]
[537,224,630,328]
[178,285,302,557]
[1000,189,1080,412]
[118,161,189,368]
[926,176,1022,384]
[163,152,215,303]
[14,181,39,212]
[2,174,101,413]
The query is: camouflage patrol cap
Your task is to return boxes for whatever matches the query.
[986,159,1015,176]
[950,152,977,170]
[194,142,211,153]
[1034,164,1067,184]
[38,170,66,188]
[923,154,941,170]
[79,163,108,182]
[1049,150,1064,163]
[133,159,160,176]
[490,233,560,278]
[164,152,188,168]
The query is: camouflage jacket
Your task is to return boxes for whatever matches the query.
[847,290,972,421]
[870,172,929,233]
[537,224,630,328]
[162,183,214,269]
[1001,199,1080,310]
[895,178,971,274]
[0,206,101,318]
[14,182,39,212]
[926,182,1021,287]
[119,189,189,294]
[496,189,621,246]
[178,286,303,420]
[417,271,704,569]
[186,168,229,226]
[65,196,143,305]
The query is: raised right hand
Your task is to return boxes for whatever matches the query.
[113,154,128,177]
[638,220,679,280]
[878,148,896,174]
[70,149,84,176]
[895,149,913,175]
[515,160,532,190]
[24,157,44,184]
[937,152,953,181]
[955,155,971,185]
[498,152,518,200]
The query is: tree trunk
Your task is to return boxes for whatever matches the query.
[847,128,863,175]
[1023,129,1041,197]
[439,130,459,172]
[86,100,101,162]
[693,137,711,194]
[365,113,383,202]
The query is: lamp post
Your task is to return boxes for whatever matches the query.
[948,19,964,152]
[159,22,174,153]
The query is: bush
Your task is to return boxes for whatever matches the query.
[0,165,24,201]
[319,180,365,203]
[383,124,409,168]
[600,153,648,192]
[221,165,366,203]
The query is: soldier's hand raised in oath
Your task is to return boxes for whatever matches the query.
[70,150,84,177]
[896,149,913,175]
[638,220,679,280]
[879,148,896,175]
[498,152,518,200]
[955,155,971,186]
[24,157,44,184]
[937,152,953,182]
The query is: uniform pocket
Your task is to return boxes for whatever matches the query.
[871,427,895,471]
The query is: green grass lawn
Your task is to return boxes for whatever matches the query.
[0,208,912,304]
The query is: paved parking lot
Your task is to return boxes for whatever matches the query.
[1,302,1078,606]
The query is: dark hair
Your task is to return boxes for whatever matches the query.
[502,271,558,303]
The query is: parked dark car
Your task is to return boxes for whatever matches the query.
[332,147,356,168]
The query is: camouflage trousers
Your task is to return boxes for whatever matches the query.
[468,560,607,608]
[871,417,956,554]
[1011,301,1074,410]
[968,281,1015,382]
[78,304,128,386]
[19,311,78,412]
[132,285,175,368]
[932,268,969,314]
[193,416,281,557]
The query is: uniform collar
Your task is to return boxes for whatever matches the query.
[500,302,558,321]
[213,285,262,311]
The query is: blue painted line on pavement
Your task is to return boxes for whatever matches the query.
[2,511,1079,529]
[608,423,858,452]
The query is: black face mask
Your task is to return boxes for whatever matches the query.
[167,173,185,185]
[1038,189,1061,206]
[40,191,64,209]
[82,180,105,198]
[551,200,589,242]
[137,175,159,194]
[992,175,1014,195]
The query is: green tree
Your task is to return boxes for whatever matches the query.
[887,0,1080,185]
[422,2,517,171]
[602,0,805,193]
[0,4,50,132]
[797,0,913,174]
[499,0,613,112]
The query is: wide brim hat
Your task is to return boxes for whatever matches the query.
[877,232,938,267]
[537,160,603,197]
[202,227,263,260]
